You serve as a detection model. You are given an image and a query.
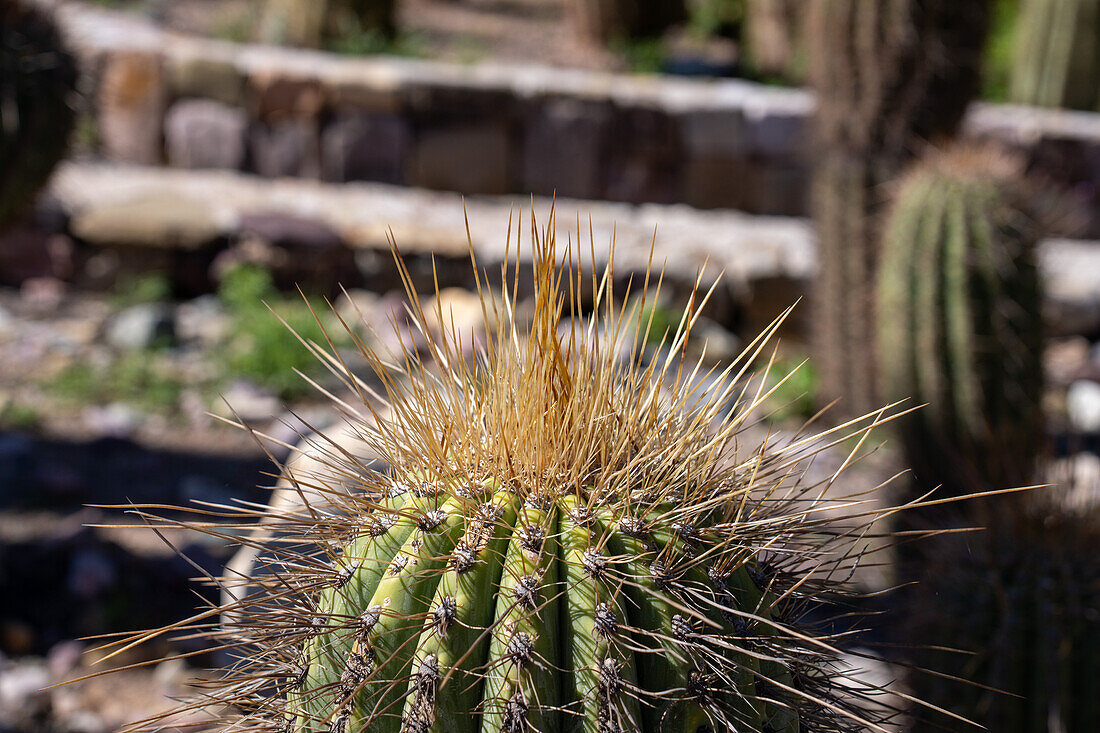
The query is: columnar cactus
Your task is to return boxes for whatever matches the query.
[877,146,1044,495]
[908,489,1100,732]
[117,215,925,732]
[1010,0,1100,110]
[807,0,991,416]
[0,0,76,228]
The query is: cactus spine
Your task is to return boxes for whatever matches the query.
[1010,0,1100,110]
[110,213,936,732]
[877,146,1044,495]
[0,0,76,229]
[807,0,991,416]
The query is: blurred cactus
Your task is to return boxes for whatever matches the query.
[877,146,1044,495]
[1010,0,1100,110]
[568,0,687,42]
[807,0,991,417]
[259,0,396,48]
[908,487,1100,731]
[0,0,76,229]
[743,0,801,79]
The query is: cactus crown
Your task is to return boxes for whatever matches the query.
[105,212,925,732]
[877,145,1044,494]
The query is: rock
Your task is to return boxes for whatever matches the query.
[334,288,380,336]
[82,404,142,440]
[164,99,248,170]
[249,119,322,179]
[66,548,117,599]
[235,212,356,293]
[423,287,491,345]
[104,303,175,350]
[98,52,166,165]
[47,641,86,679]
[1045,337,1091,385]
[1042,238,1100,337]
[1068,379,1100,433]
[70,194,230,250]
[522,98,609,200]
[218,381,282,423]
[0,304,13,338]
[690,318,741,364]
[0,660,51,718]
[410,124,511,195]
[175,295,229,345]
[321,113,410,184]
[177,475,234,506]
[247,71,325,122]
[239,212,343,250]
[20,277,67,310]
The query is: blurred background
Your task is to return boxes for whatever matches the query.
[1,0,1099,730]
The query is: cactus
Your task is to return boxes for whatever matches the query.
[906,484,1100,732]
[877,146,1044,495]
[807,0,991,417]
[0,0,76,229]
[106,213,950,733]
[1010,0,1100,110]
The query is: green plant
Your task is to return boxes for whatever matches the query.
[0,399,39,430]
[609,35,667,74]
[111,272,173,307]
[110,217,930,733]
[0,0,77,229]
[259,0,396,48]
[764,356,818,422]
[807,0,992,417]
[1010,0,1100,110]
[877,146,1043,495]
[218,263,345,399]
[48,352,184,412]
[981,0,1020,102]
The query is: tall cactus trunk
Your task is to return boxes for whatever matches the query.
[807,0,991,417]
[1010,0,1100,110]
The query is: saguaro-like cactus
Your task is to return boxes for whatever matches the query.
[877,146,1043,495]
[0,0,76,228]
[807,0,991,417]
[113,214,930,733]
[1010,0,1100,110]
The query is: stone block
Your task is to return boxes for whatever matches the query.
[249,119,322,179]
[248,71,325,122]
[410,124,512,195]
[738,160,810,216]
[744,98,810,158]
[165,99,248,170]
[522,98,610,200]
[605,106,682,204]
[321,113,411,183]
[681,156,750,210]
[680,108,748,157]
[97,52,166,165]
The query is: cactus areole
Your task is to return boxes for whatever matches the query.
[117,212,915,732]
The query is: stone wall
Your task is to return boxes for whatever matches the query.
[48,1,1100,232]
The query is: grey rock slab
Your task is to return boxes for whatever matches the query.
[69,191,234,250]
[165,99,248,170]
[104,303,175,350]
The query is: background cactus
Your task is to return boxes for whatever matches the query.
[1010,0,1100,110]
[103,214,935,733]
[876,146,1044,495]
[0,0,76,229]
[906,484,1100,732]
[806,0,991,417]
